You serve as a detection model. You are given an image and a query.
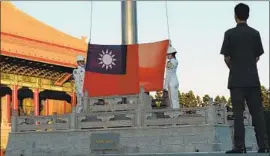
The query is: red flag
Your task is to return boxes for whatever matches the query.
[83,44,140,97]
[138,40,169,92]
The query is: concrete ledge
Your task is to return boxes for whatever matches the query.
[104,152,269,156]
[5,151,269,156]
[101,152,269,156]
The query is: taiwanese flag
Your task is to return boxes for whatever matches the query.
[83,44,140,97]
[138,40,169,92]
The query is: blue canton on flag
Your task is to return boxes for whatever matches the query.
[86,44,127,75]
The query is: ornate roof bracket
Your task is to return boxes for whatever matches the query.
[54,73,72,86]
[1,73,74,93]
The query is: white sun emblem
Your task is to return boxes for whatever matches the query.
[98,49,117,70]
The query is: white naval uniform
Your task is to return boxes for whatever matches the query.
[164,58,179,109]
[73,65,85,113]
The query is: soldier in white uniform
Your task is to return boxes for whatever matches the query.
[164,45,180,109]
[73,55,85,113]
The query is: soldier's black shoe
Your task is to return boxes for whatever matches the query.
[225,148,246,154]
[258,148,270,153]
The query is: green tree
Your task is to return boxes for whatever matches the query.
[267,88,270,110]
[261,86,270,110]
[227,97,232,108]
[179,92,188,107]
[214,95,221,103]
[178,90,183,108]
[196,96,202,107]
[202,94,210,107]
[220,96,227,104]
[185,91,197,107]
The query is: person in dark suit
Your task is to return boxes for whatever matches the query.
[220,3,269,154]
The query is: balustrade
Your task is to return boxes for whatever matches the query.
[10,87,252,132]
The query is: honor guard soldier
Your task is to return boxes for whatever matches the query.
[164,44,180,109]
[73,55,85,113]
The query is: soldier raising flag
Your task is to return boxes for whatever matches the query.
[164,43,179,109]
[73,55,85,113]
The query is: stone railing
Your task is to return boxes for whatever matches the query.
[11,112,70,132]
[10,87,252,132]
[226,108,252,126]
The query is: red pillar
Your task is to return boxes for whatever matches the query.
[1,148,4,156]
[45,99,49,116]
[33,88,39,116]
[6,94,11,123]
[71,92,76,107]
[12,85,18,112]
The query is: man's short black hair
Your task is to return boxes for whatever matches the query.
[235,3,250,21]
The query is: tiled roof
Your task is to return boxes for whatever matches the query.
[1,2,87,67]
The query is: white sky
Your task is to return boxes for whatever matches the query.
[11,1,269,98]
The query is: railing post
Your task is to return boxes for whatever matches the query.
[11,110,18,132]
[136,86,145,127]
[206,98,217,124]
[245,108,252,126]
[83,91,89,113]
[221,101,228,125]
[70,107,77,130]
[52,112,57,123]
[142,92,152,110]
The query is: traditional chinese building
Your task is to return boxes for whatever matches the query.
[0,2,87,150]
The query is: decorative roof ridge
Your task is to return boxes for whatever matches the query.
[1,32,86,54]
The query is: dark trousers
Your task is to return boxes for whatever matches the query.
[230,87,268,149]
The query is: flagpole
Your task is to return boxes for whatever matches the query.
[121,0,138,44]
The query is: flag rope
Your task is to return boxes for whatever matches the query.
[89,0,94,44]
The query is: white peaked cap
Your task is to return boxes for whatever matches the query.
[76,55,85,61]
[167,46,177,54]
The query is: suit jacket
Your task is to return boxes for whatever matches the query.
[220,23,264,89]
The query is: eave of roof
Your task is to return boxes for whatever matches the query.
[1,34,81,68]
[0,2,88,67]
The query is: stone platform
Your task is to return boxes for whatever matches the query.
[5,125,257,156]
[5,89,259,156]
